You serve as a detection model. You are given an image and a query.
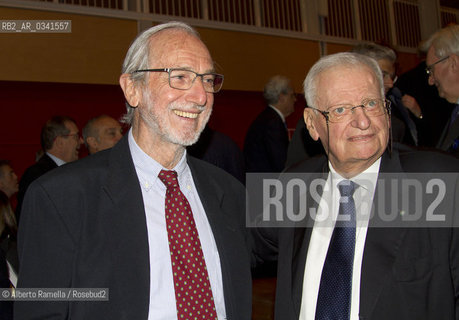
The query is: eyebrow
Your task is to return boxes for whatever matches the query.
[173,65,216,74]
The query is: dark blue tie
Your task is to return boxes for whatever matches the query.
[315,180,356,320]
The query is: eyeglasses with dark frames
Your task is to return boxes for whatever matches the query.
[425,55,450,76]
[308,98,391,123]
[133,68,224,93]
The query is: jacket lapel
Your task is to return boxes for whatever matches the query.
[187,156,226,230]
[290,160,328,317]
[359,149,407,319]
[291,226,312,315]
[103,135,151,318]
[438,118,459,151]
[186,156,245,317]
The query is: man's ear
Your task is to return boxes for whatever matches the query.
[119,74,141,108]
[304,108,320,141]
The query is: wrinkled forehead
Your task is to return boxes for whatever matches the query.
[316,65,380,105]
[148,29,213,69]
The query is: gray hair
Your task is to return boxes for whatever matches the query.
[303,52,384,109]
[263,75,292,105]
[120,21,200,124]
[351,42,396,63]
[421,24,459,58]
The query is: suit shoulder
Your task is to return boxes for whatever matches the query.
[398,147,459,172]
[285,154,327,173]
[249,108,283,127]
[35,149,111,189]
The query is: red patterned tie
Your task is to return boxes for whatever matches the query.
[158,170,218,320]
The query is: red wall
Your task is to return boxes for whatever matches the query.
[0,81,304,180]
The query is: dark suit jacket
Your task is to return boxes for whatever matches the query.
[396,61,455,148]
[188,125,246,183]
[285,118,325,168]
[244,107,289,173]
[15,135,252,320]
[0,249,13,320]
[437,119,459,158]
[255,145,459,319]
[16,153,58,222]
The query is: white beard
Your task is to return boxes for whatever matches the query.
[138,89,211,147]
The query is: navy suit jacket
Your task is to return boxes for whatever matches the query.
[244,107,289,172]
[15,135,252,320]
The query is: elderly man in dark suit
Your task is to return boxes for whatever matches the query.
[252,52,459,320]
[244,75,296,173]
[424,24,459,157]
[15,22,251,320]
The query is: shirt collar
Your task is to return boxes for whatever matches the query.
[329,158,381,193]
[128,129,188,191]
[46,152,65,166]
[269,105,286,123]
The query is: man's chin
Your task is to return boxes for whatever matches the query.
[169,131,201,147]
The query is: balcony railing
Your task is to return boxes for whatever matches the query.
[3,0,459,51]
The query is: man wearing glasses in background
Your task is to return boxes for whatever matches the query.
[253,52,459,319]
[15,22,252,320]
[16,115,81,222]
[423,24,459,157]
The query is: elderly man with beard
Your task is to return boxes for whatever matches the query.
[15,22,251,320]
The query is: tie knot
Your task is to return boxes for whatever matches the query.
[338,180,356,197]
[159,170,179,189]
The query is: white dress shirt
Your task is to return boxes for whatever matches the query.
[128,130,226,320]
[46,152,65,166]
[299,158,381,320]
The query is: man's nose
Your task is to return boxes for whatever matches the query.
[351,106,371,129]
[186,77,208,106]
